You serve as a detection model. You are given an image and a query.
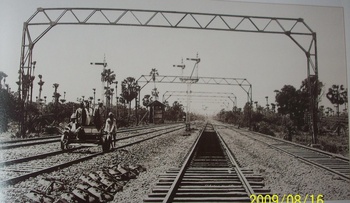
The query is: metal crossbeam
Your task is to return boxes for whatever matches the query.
[25,8,314,34]
[137,75,251,87]
[20,8,317,79]
[162,91,237,107]
[18,7,319,143]
[137,75,252,103]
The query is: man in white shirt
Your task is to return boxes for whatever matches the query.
[104,112,117,147]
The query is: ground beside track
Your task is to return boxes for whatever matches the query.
[218,127,350,200]
[0,122,201,202]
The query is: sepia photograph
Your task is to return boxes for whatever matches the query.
[0,0,349,202]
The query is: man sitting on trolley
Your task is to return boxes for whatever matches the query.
[66,113,84,139]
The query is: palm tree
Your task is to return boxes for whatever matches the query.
[150,68,159,94]
[101,68,116,109]
[52,83,60,104]
[102,69,116,85]
[121,77,139,120]
[326,84,347,117]
[142,94,152,107]
[119,97,126,117]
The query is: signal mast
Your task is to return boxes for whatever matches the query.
[173,58,185,76]
[90,55,107,104]
[176,53,200,131]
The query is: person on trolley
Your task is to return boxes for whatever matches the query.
[66,113,84,139]
[104,112,117,148]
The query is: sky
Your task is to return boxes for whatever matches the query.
[0,0,349,115]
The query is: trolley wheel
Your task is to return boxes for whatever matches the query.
[60,134,70,150]
[101,134,111,152]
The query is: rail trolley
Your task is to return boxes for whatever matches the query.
[60,125,112,152]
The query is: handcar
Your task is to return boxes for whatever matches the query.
[60,125,112,152]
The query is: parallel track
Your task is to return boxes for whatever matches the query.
[0,124,183,164]
[0,123,180,149]
[0,125,184,186]
[144,123,269,202]
[218,123,350,181]
[0,137,61,149]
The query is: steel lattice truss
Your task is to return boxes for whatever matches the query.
[20,8,317,84]
[137,75,252,102]
[176,98,233,106]
[20,7,317,103]
[162,91,237,106]
[18,7,319,142]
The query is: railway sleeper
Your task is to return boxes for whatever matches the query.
[144,196,251,202]
[56,163,146,203]
[145,124,270,202]
[159,175,240,179]
[155,180,244,186]
[152,185,268,192]
[148,191,250,198]
[158,175,265,182]
[25,190,55,203]
[152,188,247,193]
[23,177,66,202]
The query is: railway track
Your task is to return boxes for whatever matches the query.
[0,136,61,150]
[0,124,183,163]
[0,124,184,186]
[144,123,270,202]
[0,123,180,150]
[218,123,350,181]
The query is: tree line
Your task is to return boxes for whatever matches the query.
[0,71,190,135]
[216,77,348,140]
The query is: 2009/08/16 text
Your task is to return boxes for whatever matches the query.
[250,194,324,203]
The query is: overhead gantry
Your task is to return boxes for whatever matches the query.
[18,7,319,142]
[162,91,237,108]
[137,75,252,103]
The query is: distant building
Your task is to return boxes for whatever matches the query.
[147,100,165,124]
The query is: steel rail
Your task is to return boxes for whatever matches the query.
[0,138,61,150]
[117,122,181,133]
[162,123,206,203]
[114,126,183,149]
[0,147,84,167]
[215,128,254,196]
[221,123,350,181]
[0,125,184,186]
[0,123,177,144]
[0,124,182,167]
[0,135,60,144]
[226,123,349,162]
[159,123,258,202]
[115,124,183,142]
[0,123,180,150]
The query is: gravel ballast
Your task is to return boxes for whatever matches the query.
[3,122,347,202]
[218,128,350,200]
[0,123,201,202]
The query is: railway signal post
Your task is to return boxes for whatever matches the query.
[90,55,107,105]
[180,54,200,131]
